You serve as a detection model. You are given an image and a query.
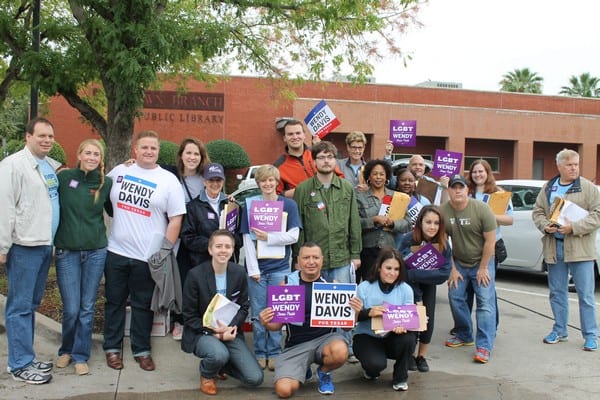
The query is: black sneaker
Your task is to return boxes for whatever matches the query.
[449,327,456,336]
[415,356,429,372]
[407,356,417,371]
[10,365,52,384]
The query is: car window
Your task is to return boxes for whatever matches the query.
[500,185,541,211]
[234,187,261,211]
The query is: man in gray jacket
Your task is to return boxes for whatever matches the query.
[532,148,600,352]
[0,117,60,384]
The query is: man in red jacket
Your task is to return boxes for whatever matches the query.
[274,119,342,198]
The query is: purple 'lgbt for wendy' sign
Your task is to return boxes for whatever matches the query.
[382,302,420,331]
[389,120,417,147]
[431,149,463,178]
[267,285,305,323]
[249,200,284,232]
[404,243,446,270]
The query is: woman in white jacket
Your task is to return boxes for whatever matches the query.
[239,165,302,370]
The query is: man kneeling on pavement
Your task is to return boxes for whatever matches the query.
[259,242,349,398]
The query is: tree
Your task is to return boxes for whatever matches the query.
[0,1,423,169]
[499,68,543,94]
[559,73,600,97]
[2,139,67,164]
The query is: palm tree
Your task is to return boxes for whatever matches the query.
[559,73,600,97]
[499,68,544,93]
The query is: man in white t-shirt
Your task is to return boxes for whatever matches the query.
[103,131,186,372]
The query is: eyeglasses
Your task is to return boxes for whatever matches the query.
[349,146,364,151]
[315,155,335,161]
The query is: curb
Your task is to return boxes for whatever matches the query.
[0,294,105,346]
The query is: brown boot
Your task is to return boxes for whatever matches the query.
[200,376,217,395]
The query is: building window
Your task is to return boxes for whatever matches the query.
[464,156,500,173]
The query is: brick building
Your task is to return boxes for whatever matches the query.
[47,76,600,182]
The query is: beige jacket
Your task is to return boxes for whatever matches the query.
[0,146,61,254]
[532,175,600,263]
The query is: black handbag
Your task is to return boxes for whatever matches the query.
[495,238,508,264]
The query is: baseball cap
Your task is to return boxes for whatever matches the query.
[448,174,467,187]
[204,163,225,180]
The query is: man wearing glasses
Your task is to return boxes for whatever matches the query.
[293,140,362,363]
[338,131,368,191]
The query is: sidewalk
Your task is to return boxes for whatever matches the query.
[1,283,598,400]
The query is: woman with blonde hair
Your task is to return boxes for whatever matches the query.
[239,164,301,370]
[54,139,113,375]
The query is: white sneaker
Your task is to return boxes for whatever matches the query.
[393,381,408,391]
[172,322,183,341]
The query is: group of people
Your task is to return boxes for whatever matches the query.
[1,117,597,397]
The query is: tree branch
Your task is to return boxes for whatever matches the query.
[58,88,108,138]
[0,58,22,106]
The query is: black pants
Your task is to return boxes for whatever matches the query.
[358,247,380,283]
[353,332,416,384]
[417,283,437,344]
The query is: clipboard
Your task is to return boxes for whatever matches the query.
[257,212,288,259]
[482,191,512,215]
[202,293,240,329]
[415,178,441,204]
[387,191,411,220]
[549,197,589,226]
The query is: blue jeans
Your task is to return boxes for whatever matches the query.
[547,240,598,339]
[55,248,107,363]
[193,334,264,386]
[5,244,52,371]
[448,259,497,351]
[320,263,354,353]
[103,251,155,357]
[248,270,288,359]
[321,263,353,284]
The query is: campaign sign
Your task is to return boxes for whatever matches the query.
[267,285,305,323]
[225,207,238,233]
[304,100,341,139]
[406,196,424,226]
[389,120,417,147]
[249,200,284,232]
[382,303,420,331]
[404,243,446,270]
[431,149,463,178]
[379,195,392,216]
[310,282,356,328]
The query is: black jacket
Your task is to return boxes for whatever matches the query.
[180,190,241,266]
[180,260,249,353]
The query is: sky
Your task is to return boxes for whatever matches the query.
[374,0,600,95]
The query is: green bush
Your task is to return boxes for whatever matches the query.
[49,142,67,165]
[158,140,178,165]
[2,139,67,165]
[5,139,24,157]
[206,140,250,169]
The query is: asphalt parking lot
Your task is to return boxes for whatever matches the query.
[1,271,599,400]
